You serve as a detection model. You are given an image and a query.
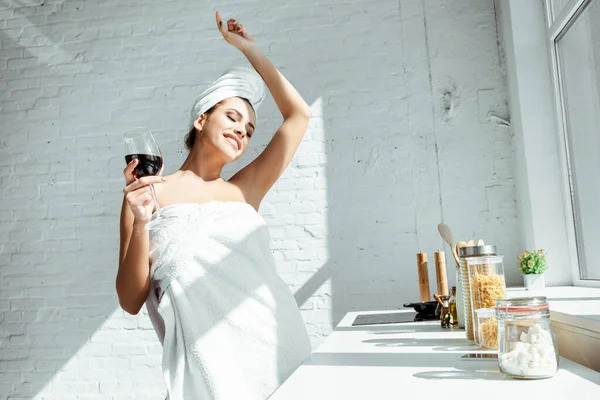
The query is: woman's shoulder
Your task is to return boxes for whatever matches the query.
[155,172,249,207]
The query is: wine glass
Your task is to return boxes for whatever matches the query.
[123,127,163,219]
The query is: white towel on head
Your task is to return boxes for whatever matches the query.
[190,66,266,127]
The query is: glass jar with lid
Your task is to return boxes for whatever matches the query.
[458,245,497,341]
[466,255,505,346]
[495,297,559,379]
[475,307,498,349]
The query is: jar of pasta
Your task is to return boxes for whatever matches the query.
[458,245,497,342]
[495,297,558,379]
[466,255,505,347]
[475,308,498,349]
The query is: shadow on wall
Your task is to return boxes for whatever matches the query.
[293,0,518,328]
[290,1,436,326]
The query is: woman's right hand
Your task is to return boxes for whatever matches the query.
[122,159,165,224]
[216,11,258,54]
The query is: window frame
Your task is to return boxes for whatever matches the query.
[544,0,600,286]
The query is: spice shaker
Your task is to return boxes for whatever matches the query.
[434,294,453,329]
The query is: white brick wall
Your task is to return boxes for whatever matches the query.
[0,0,518,398]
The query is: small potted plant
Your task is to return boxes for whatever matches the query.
[517,249,548,290]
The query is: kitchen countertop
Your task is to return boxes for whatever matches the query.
[269,310,600,399]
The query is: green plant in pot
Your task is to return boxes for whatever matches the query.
[517,249,548,290]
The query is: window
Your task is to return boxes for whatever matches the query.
[546,0,600,282]
[549,0,575,24]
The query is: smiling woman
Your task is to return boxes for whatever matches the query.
[185,96,257,160]
[115,10,312,400]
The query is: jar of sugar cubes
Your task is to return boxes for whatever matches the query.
[495,297,559,379]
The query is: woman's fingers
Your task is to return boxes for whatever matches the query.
[216,11,222,28]
[216,11,228,35]
[125,186,148,201]
[123,158,138,177]
[133,190,153,207]
[237,24,248,38]
[227,19,242,33]
[126,189,153,209]
[123,176,165,194]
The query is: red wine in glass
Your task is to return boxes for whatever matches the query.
[123,127,163,214]
[125,154,164,179]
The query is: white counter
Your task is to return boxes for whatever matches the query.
[270,310,600,399]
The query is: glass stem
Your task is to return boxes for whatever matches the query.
[149,183,160,213]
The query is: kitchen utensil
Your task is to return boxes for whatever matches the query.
[403,301,439,321]
[434,251,449,296]
[416,252,431,302]
[437,223,461,266]
[403,301,438,313]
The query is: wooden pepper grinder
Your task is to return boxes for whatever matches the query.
[416,252,431,302]
[434,250,449,297]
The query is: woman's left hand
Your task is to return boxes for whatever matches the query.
[216,11,257,53]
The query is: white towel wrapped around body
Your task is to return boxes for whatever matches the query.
[145,201,311,400]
